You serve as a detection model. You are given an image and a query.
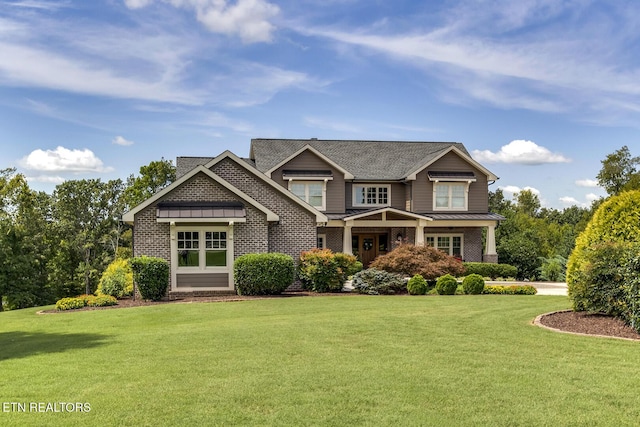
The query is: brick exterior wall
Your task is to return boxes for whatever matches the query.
[133,172,269,295]
[423,226,483,262]
[211,157,317,262]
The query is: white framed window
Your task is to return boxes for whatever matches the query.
[317,233,326,249]
[433,183,468,211]
[176,226,230,270]
[353,184,390,207]
[425,234,463,258]
[288,181,326,211]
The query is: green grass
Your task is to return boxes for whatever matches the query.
[1,295,640,426]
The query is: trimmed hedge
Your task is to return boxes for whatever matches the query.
[234,253,295,295]
[407,274,428,295]
[462,274,485,295]
[352,268,406,295]
[56,294,117,311]
[435,274,458,295]
[463,262,518,280]
[130,256,169,301]
[482,285,537,295]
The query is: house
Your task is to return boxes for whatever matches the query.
[123,138,503,296]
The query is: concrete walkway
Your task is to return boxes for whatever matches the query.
[344,280,568,296]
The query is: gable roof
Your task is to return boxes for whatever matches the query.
[122,166,279,224]
[250,138,497,181]
[203,150,328,223]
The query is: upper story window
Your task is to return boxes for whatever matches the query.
[289,181,326,211]
[434,183,467,210]
[353,185,390,207]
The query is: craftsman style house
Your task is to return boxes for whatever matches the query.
[123,138,503,295]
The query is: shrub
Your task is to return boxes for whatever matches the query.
[130,256,169,301]
[567,190,640,310]
[407,274,428,295]
[97,258,134,298]
[298,249,356,293]
[538,256,567,282]
[370,244,465,280]
[234,253,295,295]
[462,274,485,295]
[569,242,629,315]
[56,297,85,311]
[483,285,537,295]
[463,262,518,280]
[87,294,118,307]
[352,268,407,295]
[435,274,458,295]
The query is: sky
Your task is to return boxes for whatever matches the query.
[2,0,639,209]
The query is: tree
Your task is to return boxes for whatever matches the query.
[515,189,541,217]
[596,146,640,196]
[123,158,176,208]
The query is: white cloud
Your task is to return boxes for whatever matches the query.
[125,0,280,43]
[25,175,66,184]
[7,1,71,10]
[585,193,600,202]
[575,178,599,188]
[559,196,582,206]
[20,146,113,173]
[471,140,571,165]
[112,136,134,146]
[499,185,540,196]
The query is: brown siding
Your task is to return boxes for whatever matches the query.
[270,149,345,213]
[176,273,229,288]
[390,183,406,210]
[413,151,489,213]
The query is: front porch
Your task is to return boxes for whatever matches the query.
[319,207,501,266]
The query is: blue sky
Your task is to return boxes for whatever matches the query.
[2,0,638,209]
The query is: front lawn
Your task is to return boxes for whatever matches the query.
[1,295,639,426]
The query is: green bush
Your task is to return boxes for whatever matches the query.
[463,262,518,280]
[97,258,134,298]
[538,256,567,282]
[352,268,407,295]
[130,256,169,301]
[568,190,640,310]
[87,294,118,307]
[407,274,428,295]
[462,274,485,295]
[56,297,85,311]
[435,274,458,295]
[482,285,537,295]
[234,253,295,295]
[370,244,465,280]
[298,249,357,293]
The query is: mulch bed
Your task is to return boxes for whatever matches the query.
[537,310,640,341]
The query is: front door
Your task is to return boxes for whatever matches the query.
[352,234,388,267]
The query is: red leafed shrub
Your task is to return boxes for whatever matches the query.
[369,244,465,280]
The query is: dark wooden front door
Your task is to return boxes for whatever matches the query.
[353,234,389,267]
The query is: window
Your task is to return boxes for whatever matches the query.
[434,183,467,210]
[425,234,463,258]
[289,181,326,210]
[317,234,326,249]
[353,185,390,207]
[177,228,227,268]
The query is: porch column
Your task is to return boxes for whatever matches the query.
[343,221,353,255]
[484,224,497,262]
[415,219,425,245]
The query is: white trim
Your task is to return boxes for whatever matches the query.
[433,182,470,211]
[424,233,464,258]
[352,184,391,208]
[122,165,279,223]
[157,217,246,223]
[284,175,333,181]
[317,233,327,249]
[203,151,328,223]
[170,224,234,291]
[343,207,433,221]
[406,146,499,181]
[265,144,354,180]
[288,180,326,211]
